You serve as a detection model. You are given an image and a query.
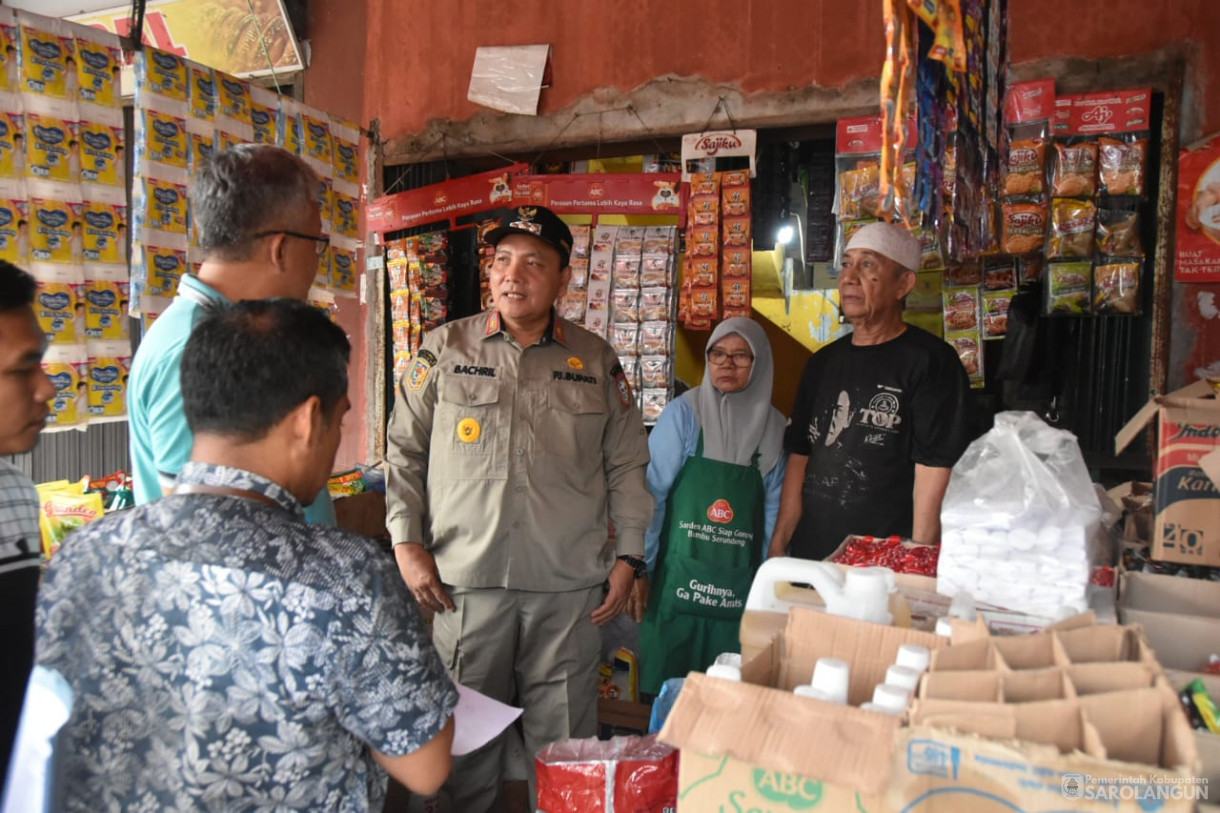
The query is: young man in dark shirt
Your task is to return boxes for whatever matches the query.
[769,222,973,561]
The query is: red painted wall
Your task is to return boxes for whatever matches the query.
[362,0,886,140]
[304,0,370,470]
[358,0,1218,139]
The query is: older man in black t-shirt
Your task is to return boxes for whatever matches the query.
[769,222,973,562]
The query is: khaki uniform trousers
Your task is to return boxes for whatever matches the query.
[431,584,603,812]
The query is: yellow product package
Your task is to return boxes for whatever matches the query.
[142,49,188,103]
[84,269,129,340]
[0,197,26,264]
[75,40,121,107]
[30,198,78,264]
[327,468,366,498]
[143,109,188,170]
[317,178,334,229]
[20,26,73,99]
[330,246,357,294]
[0,111,23,179]
[141,177,188,234]
[216,73,251,125]
[36,482,104,558]
[78,120,124,187]
[144,245,186,296]
[188,132,215,174]
[332,192,358,239]
[217,130,243,152]
[0,22,16,93]
[25,114,77,184]
[81,201,126,264]
[42,345,88,428]
[189,64,217,122]
[331,130,360,184]
[251,100,277,144]
[32,266,81,344]
[314,246,332,289]
[86,340,132,420]
[302,113,334,166]
[282,108,304,155]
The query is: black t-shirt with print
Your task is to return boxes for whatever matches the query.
[782,326,973,560]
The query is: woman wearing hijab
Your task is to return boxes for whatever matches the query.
[635,317,787,695]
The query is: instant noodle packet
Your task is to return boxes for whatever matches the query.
[1047,198,1097,259]
[1093,261,1141,315]
[1096,208,1142,258]
[1045,261,1092,316]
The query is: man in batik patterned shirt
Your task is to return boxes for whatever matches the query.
[35,299,457,811]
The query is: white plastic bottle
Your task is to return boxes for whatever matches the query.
[884,665,922,693]
[810,657,850,705]
[870,683,911,715]
[896,644,931,674]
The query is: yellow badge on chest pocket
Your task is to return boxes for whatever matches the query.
[457,418,481,443]
[568,357,584,370]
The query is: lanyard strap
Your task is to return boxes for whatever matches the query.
[172,483,284,511]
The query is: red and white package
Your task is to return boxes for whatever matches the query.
[537,735,677,813]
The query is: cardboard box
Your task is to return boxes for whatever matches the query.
[332,489,390,541]
[1118,570,1220,675]
[1115,380,1220,566]
[663,609,1201,811]
[665,608,945,810]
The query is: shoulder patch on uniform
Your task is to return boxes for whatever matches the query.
[406,351,436,391]
[612,363,632,408]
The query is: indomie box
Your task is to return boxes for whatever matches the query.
[1115,380,1220,566]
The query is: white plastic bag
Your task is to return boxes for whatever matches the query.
[938,412,1102,616]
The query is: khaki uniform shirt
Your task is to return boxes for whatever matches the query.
[386,310,653,592]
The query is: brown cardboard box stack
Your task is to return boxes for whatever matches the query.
[661,608,1202,811]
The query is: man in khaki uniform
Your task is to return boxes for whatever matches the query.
[386,205,653,812]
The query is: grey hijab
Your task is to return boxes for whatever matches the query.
[683,317,786,474]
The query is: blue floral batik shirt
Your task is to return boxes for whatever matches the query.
[35,462,458,812]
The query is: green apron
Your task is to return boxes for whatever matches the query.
[639,432,765,695]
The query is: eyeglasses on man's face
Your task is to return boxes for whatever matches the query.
[249,229,330,256]
[707,348,755,367]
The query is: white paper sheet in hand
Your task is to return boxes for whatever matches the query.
[452,684,523,756]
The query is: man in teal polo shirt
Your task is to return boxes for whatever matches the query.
[129,144,336,523]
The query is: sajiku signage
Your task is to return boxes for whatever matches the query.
[680,129,757,181]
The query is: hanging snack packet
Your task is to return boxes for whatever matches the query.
[609,322,638,356]
[1019,254,1045,284]
[1047,198,1097,259]
[1093,262,1141,315]
[640,321,672,355]
[836,116,884,221]
[641,355,671,389]
[1001,80,1056,198]
[944,261,981,288]
[141,49,189,104]
[557,290,587,323]
[642,389,669,423]
[611,288,641,324]
[0,110,22,179]
[1000,201,1047,255]
[639,287,671,322]
[945,329,983,386]
[982,291,1013,339]
[1045,261,1092,316]
[1099,136,1148,197]
[37,483,104,558]
[1051,141,1097,198]
[1096,208,1143,258]
[943,286,980,332]
[982,257,1017,291]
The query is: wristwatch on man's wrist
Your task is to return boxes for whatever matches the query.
[617,554,647,579]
